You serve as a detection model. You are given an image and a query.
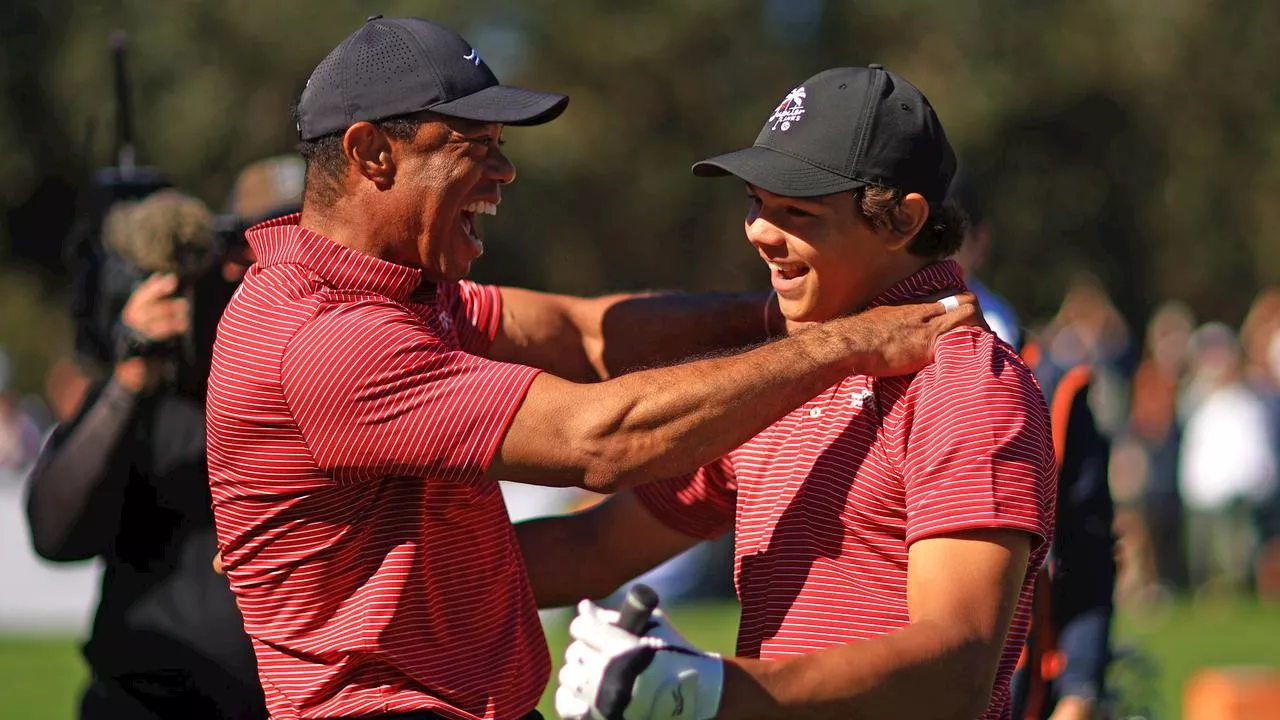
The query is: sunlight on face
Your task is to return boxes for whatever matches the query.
[388,115,515,281]
[744,184,900,323]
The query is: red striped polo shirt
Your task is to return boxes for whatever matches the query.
[636,261,1056,720]
[206,216,546,720]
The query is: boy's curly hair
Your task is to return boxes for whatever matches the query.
[853,185,969,259]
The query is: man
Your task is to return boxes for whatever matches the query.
[549,66,1058,720]
[24,182,282,719]
[949,165,1022,349]
[949,169,1117,720]
[206,18,978,720]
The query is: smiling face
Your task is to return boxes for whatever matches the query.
[745,184,924,323]
[380,114,515,281]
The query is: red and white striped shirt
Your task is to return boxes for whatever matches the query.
[206,216,546,720]
[636,261,1056,720]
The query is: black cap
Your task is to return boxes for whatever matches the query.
[297,16,568,140]
[693,66,955,203]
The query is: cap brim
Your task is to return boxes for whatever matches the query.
[432,85,569,126]
[692,146,865,198]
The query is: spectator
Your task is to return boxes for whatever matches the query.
[954,161,1119,720]
[0,350,43,479]
[1178,322,1278,595]
[22,163,302,719]
[1113,300,1196,598]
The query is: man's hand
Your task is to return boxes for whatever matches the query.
[113,273,190,393]
[557,600,724,720]
[840,290,983,377]
[121,272,190,342]
[574,601,695,648]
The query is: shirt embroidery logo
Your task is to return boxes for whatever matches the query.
[768,86,807,132]
[851,389,875,411]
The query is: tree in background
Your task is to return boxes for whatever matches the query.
[1,0,1278,393]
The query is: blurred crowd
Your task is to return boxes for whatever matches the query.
[0,350,52,485]
[1090,286,1280,604]
[956,273,1280,607]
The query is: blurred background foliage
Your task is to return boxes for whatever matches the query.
[1,0,1278,393]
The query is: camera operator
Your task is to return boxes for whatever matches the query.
[24,160,301,719]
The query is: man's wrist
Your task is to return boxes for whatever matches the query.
[714,656,779,720]
[818,314,877,374]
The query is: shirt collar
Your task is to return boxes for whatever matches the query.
[864,259,967,310]
[245,214,425,302]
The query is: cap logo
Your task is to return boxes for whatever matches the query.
[463,48,482,66]
[768,86,806,132]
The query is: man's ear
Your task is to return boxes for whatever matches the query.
[884,192,930,251]
[343,121,396,190]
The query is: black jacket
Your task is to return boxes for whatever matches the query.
[25,378,266,720]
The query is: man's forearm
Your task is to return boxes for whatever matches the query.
[493,288,776,383]
[502,316,871,491]
[25,378,136,561]
[494,298,970,491]
[517,491,701,607]
[517,512,620,608]
[717,621,998,720]
[584,291,776,378]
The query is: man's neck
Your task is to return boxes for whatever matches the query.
[300,202,407,266]
[784,256,937,335]
[856,254,935,311]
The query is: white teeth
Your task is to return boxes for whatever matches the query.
[463,201,498,216]
[768,261,808,279]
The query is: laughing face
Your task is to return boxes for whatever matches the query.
[745,184,905,324]
[385,115,515,281]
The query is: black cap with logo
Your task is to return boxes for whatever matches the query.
[693,66,955,204]
[296,15,569,140]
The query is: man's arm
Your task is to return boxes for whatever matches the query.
[26,273,188,561]
[717,529,1033,720]
[25,372,136,561]
[517,490,704,608]
[489,288,779,381]
[490,298,972,492]
[284,293,977,494]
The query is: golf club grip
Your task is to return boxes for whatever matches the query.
[616,583,660,636]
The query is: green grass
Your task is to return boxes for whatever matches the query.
[1111,598,1280,719]
[0,637,88,720]
[2,600,1275,720]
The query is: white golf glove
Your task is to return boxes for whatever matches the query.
[556,599,724,720]
[574,601,694,648]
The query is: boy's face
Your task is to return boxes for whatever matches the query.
[744,184,901,323]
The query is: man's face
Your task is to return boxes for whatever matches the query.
[745,184,899,323]
[386,115,515,281]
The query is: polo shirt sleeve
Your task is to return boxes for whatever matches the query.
[280,297,540,484]
[440,280,504,356]
[634,457,737,540]
[900,329,1056,550]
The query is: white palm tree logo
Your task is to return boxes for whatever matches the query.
[769,86,807,131]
